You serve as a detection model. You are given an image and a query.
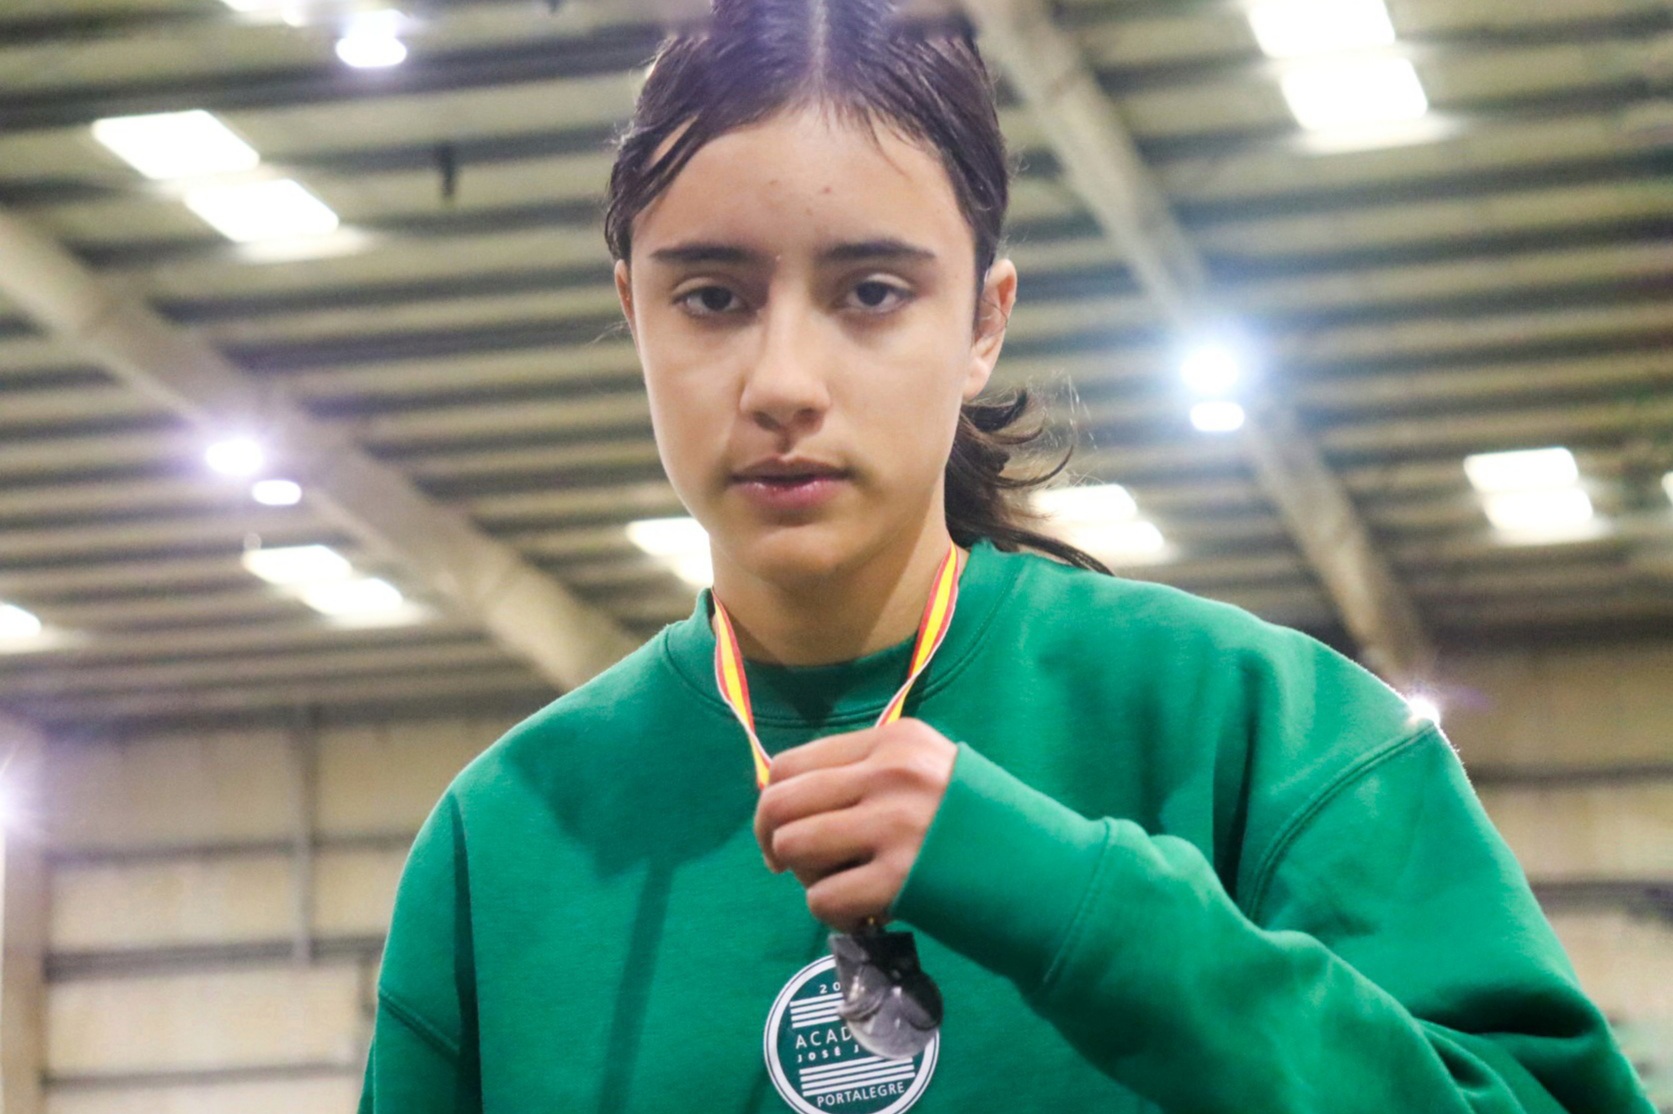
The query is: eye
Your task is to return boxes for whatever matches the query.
[676,284,743,316]
[848,280,909,312]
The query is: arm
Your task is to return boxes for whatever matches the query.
[359,796,483,1114]
[891,731,1656,1114]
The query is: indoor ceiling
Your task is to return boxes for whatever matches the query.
[1,0,1671,732]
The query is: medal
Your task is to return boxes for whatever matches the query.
[712,541,963,1059]
[828,925,944,1058]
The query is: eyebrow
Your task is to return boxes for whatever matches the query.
[647,238,938,266]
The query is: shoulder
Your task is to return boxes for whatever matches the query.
[992,543,1416,768]
[998,544,1347,674]
[445,626,697,807]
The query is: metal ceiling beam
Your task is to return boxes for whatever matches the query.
[963,0,1435,685]
[0,206,639,691]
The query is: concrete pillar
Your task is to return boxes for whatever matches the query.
[0,713,46,1114]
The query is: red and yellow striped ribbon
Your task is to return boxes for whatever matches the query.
[712,542,965,790]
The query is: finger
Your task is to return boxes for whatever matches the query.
[768,727,882,785]
[754,765,867,870]
[770,807,878,885]
[803,859,904,932]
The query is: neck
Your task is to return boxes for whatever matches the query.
[712,522,959,667]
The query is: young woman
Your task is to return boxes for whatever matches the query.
[359,0,1654,1110]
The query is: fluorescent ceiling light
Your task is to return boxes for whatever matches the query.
[251,479,302,506]
[627,517,708,558]
[671,551,715,589]
[1032,485,1167,564]
[1190,400,1246,433]
[91,110,259,180]
[1463,447,1579,494]
[184,179,340,243]
[235,227,375,264]
[1249,0,1396,59]
[627,517,712,588]
[1033,483,1139,525]
[0,603,43,642]
[1482,488,1599,541]
[298,577,406,618]
[1066,519,1170,565]
[1179,342,1246,397]
[1661,471,1673,506]
[1281,58,1429,132]
[242,544,353,586]
[205,436,265,477]
[337,10,408,68]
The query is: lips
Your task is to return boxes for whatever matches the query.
[730,458,851,513]
[731,458,849,483]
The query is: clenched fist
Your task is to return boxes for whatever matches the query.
[753,718,957,931]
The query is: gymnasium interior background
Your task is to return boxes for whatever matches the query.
[0,0,1670,1110]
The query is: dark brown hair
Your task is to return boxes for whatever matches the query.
[604,0,1109,573]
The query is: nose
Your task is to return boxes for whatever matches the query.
[737,294,831,437]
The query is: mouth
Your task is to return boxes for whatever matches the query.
[730,460,851,485]
[729,460,852,511]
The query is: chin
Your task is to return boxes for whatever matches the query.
[721,521,864,589]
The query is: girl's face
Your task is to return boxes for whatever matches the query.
[616,107,1016,590]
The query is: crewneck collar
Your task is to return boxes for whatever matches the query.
[662,539,1018,734]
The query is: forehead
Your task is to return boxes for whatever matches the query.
[632,108,972,262]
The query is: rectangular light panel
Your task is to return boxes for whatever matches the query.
[1032,484,1170,565]
[91,110,260,180]
[1464,447,1580,494]
[1281,58,1429,131]
[185,179,340,243]
[1249,0,1396,58]
[298,577,407,617]
[627,517,713,588]
[1482,488,1598,541]
[1032,483,1139,524]
[0,602,43,641]
[242,544,353,586]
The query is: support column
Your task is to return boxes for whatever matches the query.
[0,712,46,1114]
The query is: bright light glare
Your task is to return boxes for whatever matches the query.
[1482,488,1598,541]
[627,518,712,588]
[1249,0,1396,59]
[1180,342,1245,397]
[185,179,340,243]
[1464,447,1580,494]
[1032,483,1139,524]
[627,517,709,558]
[336,12,408,68]
[90,110,260,180]
[1663,472,1673,507]
[1281,58,1429,131]
[672,551,715,588]
[0,604,43,641]
[298,577,406,617]
[205,437,265,477]
[251,479,302,506]
[1405,694,1442,726]
[241,545,353,586]
[1032,485,1168,564]
[1190,400,1246,433]
[1070,519,1170,565]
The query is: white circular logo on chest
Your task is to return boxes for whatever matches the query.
[763,955,938,1114]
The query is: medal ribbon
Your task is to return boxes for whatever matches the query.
[712,542,964,790]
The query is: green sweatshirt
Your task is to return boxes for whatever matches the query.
[360,540,1653,1114]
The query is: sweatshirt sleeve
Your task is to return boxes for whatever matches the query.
[892,732,1656,1114]
[358,795,483,1114]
